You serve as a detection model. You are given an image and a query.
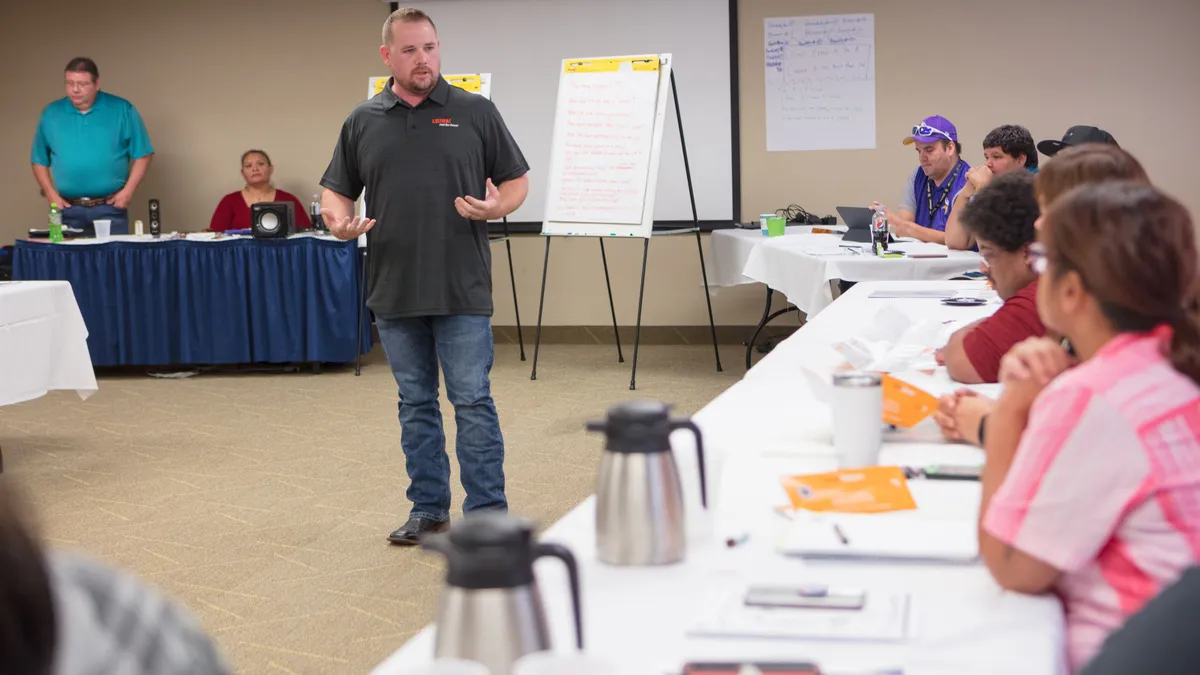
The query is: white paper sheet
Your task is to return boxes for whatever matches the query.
[765,14,876,151]
[544,62,661,225]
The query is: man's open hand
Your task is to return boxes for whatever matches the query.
[321,209,375,240]
[455,178,502,221]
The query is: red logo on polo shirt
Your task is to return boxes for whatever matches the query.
[432,117,458,128]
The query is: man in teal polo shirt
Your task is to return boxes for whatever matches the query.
[31,57,154,235]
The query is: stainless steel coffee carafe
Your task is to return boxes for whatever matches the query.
[587,400,707,566]
[422,513,583,675]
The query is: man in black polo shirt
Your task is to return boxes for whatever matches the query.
[319,7,530,545]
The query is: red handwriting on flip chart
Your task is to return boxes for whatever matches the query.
[548,72,660,223]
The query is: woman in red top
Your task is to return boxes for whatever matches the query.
[208,149,311,232]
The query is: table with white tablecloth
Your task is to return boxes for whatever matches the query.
[709,228,981,370]
[0,280,98,470]
[708,226,838,288]
[372,280,1067,675]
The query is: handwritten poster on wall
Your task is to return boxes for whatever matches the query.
[764,14,876,152]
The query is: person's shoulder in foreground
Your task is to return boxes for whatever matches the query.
[1081,566,1200,675]
[49,550,231,675]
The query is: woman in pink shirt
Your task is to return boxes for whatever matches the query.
[978,181,1200,672]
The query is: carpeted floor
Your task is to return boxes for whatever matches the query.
[0,344,741,674]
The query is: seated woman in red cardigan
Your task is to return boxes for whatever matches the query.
[208,149,311,232]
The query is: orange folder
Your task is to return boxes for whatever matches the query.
[881,374,939,428]
[781,466,917,514]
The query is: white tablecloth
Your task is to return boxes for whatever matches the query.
[709,226,838,288]
[741,233,981,316]
[372,280,1066,675]
[0,281,98,406]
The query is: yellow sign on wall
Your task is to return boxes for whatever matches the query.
[366,73,492,100]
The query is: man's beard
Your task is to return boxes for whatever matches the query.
[399,70,437,95]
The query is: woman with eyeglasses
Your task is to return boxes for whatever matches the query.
[978,181,1200,672]
[935,144,1151,446]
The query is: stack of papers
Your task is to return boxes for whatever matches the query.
[780,514,979,564]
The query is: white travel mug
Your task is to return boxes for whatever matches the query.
[831,372,884,468]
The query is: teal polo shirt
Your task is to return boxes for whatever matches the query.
[31,91,154,199]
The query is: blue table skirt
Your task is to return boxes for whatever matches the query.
[13,237,372,367]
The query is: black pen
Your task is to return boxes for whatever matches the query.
[833,524,850,545]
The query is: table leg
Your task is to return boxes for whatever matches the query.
[745,287,775,370]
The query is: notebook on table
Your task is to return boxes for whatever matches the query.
[780,515,979,564]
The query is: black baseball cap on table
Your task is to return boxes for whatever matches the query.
[1037,125,1119,157]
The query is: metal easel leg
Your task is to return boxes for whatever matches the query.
[598,239,625,363]
[530,236,551,381]
[502,218,525,361]
[694,229,722,372]
[670,68,722,373]
[629,238,650,391]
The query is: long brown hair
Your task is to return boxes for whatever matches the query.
[1035,144,1149,205]
[1042,181,1200,384]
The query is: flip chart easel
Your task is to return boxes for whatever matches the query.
[355,74,526,374]
[530,53,722,390]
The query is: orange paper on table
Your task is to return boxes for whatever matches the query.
[882,374,939,428]
[781,466,917,513]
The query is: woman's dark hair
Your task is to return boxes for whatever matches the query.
[0,484,57,675]
[1036,144,1149,206]
[982,124,1038,169]
[960,171,1039,252]
[64,57,98,82]
[1043,181,1200,385]
[240,149,272,166]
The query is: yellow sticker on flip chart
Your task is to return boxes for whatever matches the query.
[445,74,483,93]
[564,56,660,73]
[369,76,390,98]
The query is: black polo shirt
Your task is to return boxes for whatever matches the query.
[320,76,529,319]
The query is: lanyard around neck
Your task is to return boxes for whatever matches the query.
[925,160,963,218]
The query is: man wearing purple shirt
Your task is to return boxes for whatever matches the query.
[879,115,970,245]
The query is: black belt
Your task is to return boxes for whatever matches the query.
[64,196,113,208]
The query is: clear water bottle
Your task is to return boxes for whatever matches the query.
[49,203,64,243]
[310,194,323,231]
[871,208,888,255]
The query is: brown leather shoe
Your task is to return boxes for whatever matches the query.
[387,517,449,546]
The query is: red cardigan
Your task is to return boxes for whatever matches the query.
[209,189,312,232]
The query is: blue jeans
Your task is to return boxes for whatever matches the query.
[62,204,129,236]
[375,314,506,522]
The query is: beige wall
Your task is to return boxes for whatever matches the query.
[0,0,769,327]
[6,0,1195,328]
[738,0,1200,223]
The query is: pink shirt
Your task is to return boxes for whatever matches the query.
[984,329,1200,672]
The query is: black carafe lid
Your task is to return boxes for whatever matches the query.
[424,513,539,590]
[584,399,673,454]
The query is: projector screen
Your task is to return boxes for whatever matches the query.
[403,0,734,225]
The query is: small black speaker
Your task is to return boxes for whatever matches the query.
[251,201,295,239]
[148,198,161,237]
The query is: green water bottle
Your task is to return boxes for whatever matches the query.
[49,203,64,243]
